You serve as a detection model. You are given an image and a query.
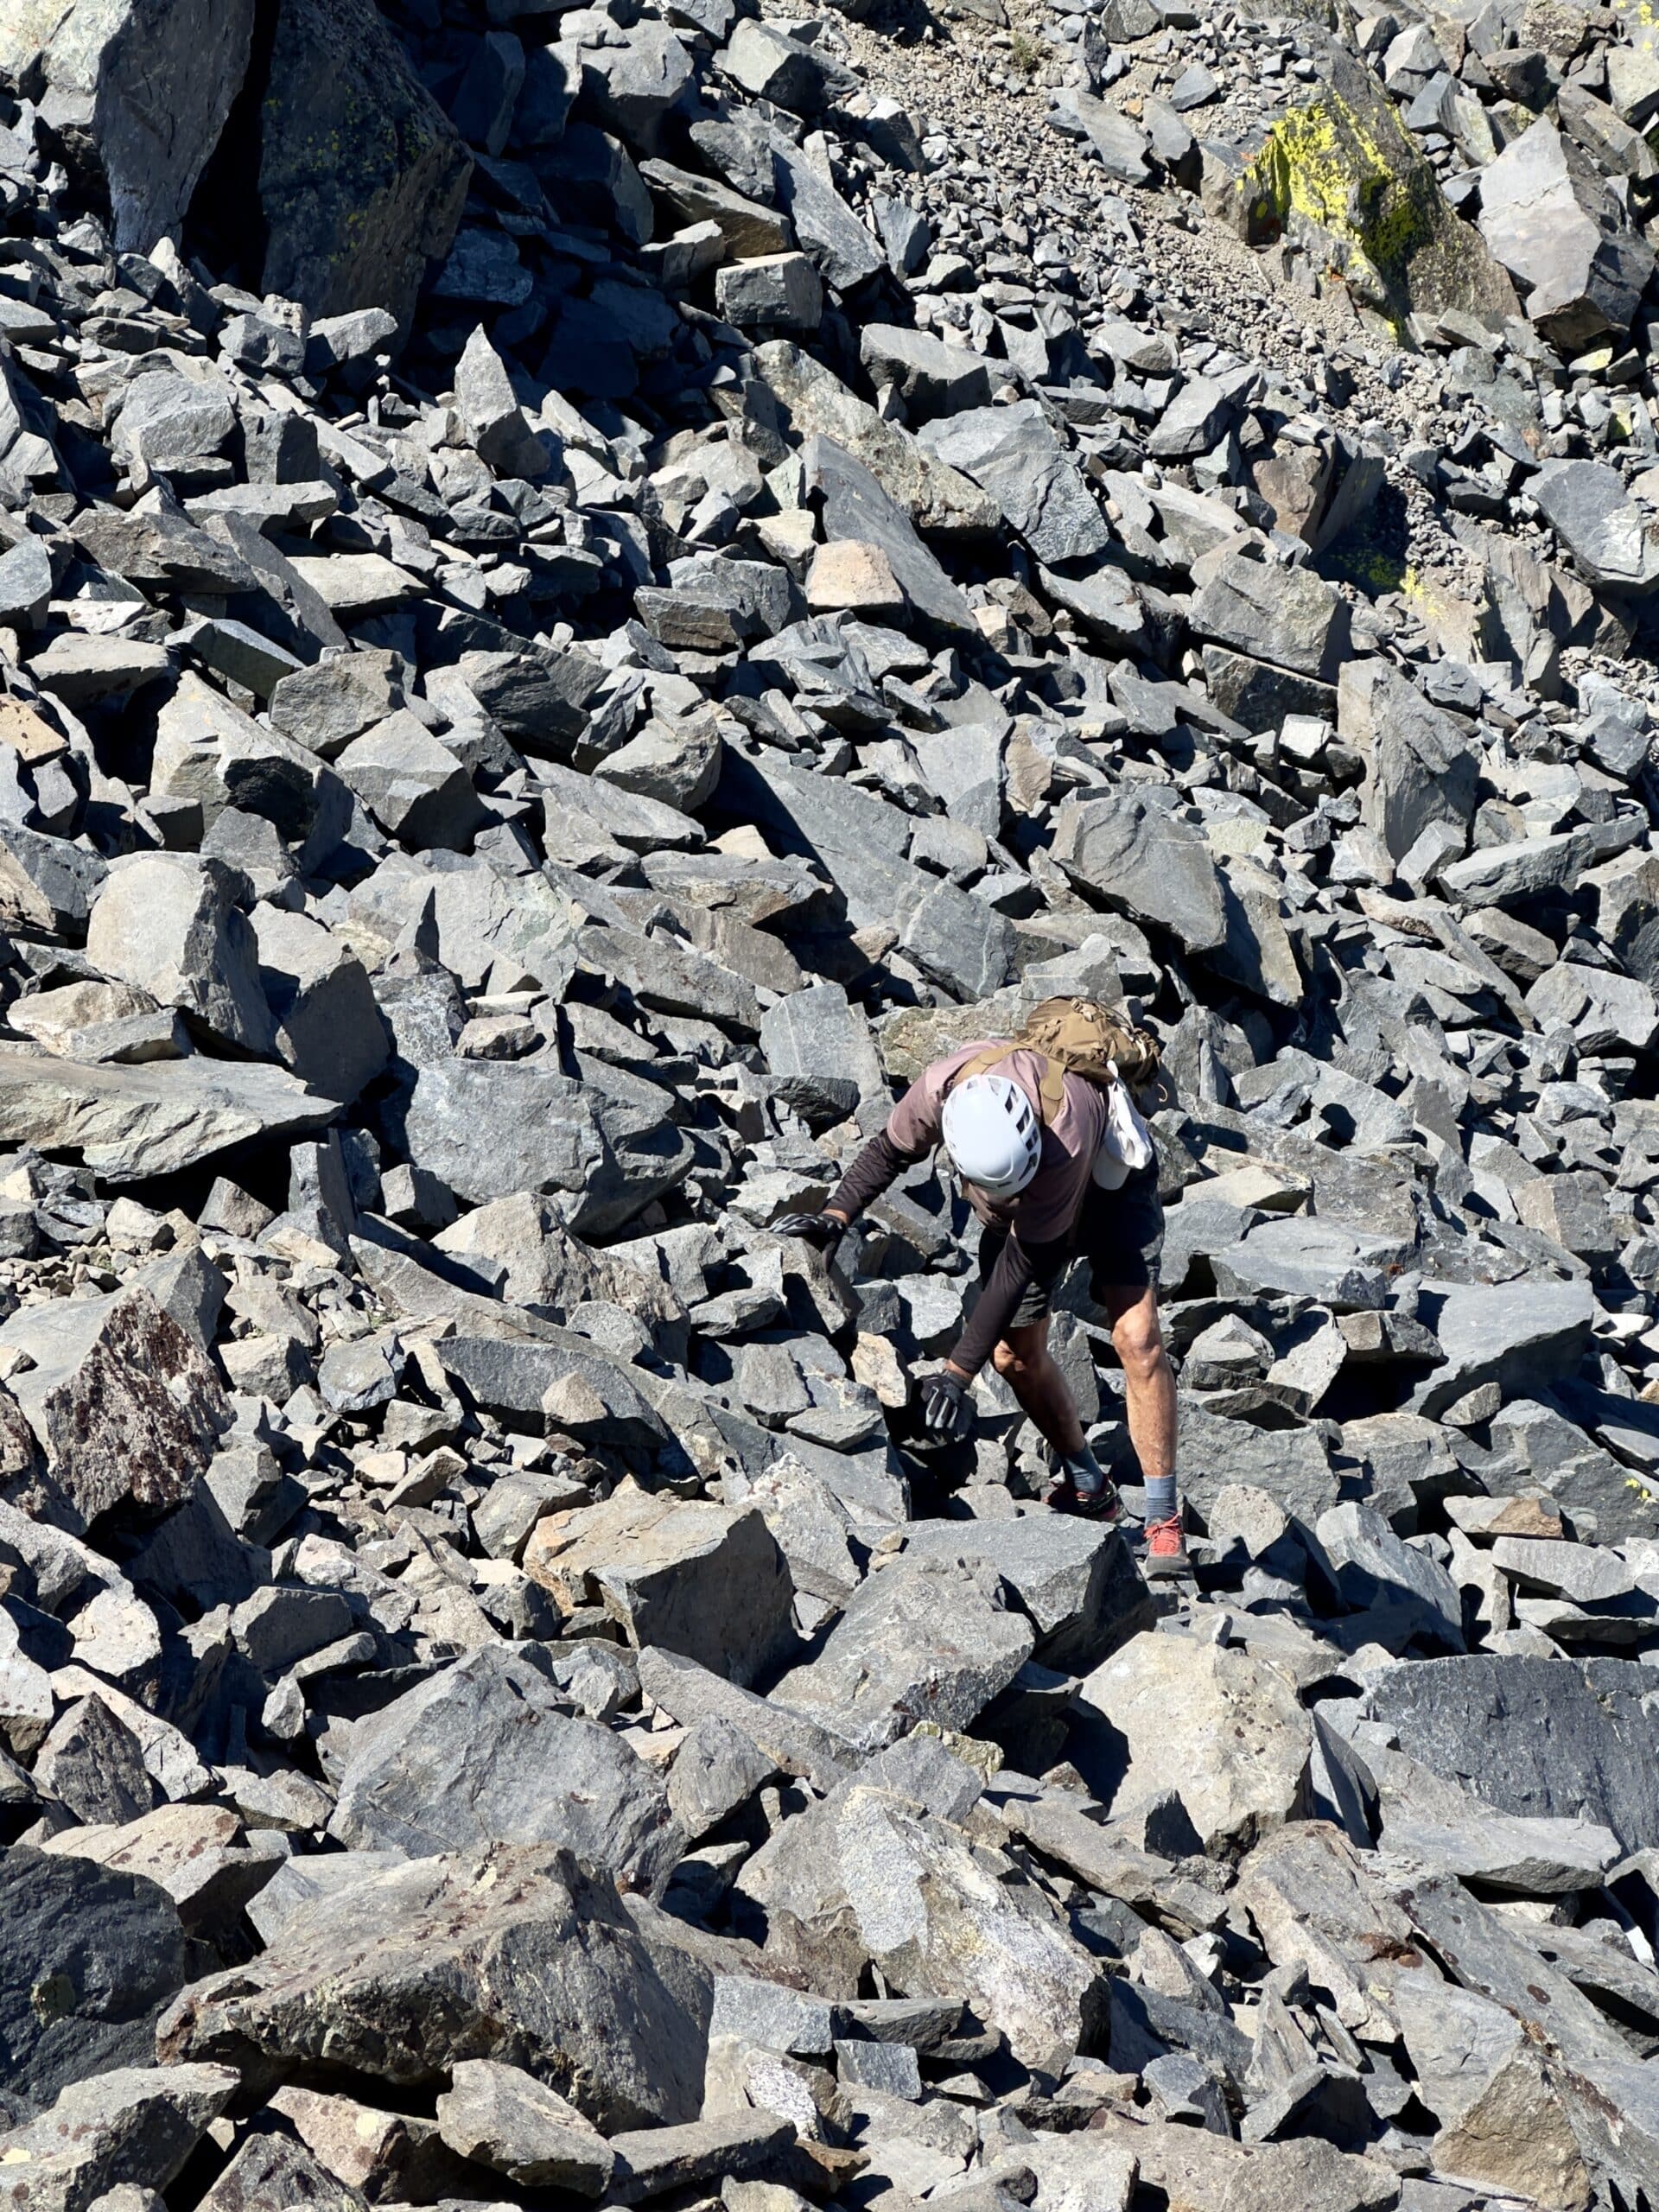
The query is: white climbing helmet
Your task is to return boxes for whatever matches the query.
[942,1074,1042,1198]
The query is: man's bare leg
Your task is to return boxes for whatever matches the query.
[1099,1282,1185,1568]
[983,1318,1086,1457]
[1098,1283,1176,1488]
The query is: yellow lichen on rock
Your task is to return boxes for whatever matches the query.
[1227,38,1520,335]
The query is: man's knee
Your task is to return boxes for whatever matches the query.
[1113,1302,1166,1386]
[993,1328,1048,1382]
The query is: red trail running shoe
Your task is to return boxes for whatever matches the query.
[1142,1511,1190,1579]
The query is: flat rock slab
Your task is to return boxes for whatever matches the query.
[1363,1653,1659,1851]
[0,1052,337,1181]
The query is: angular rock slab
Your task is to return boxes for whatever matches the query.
[770,1553,1033,1751]
[0,0,253,251]
[0,1287,229,1534]
[1408,1279,1594,1419]
[157,1843,713,2129]
[524,1482,796,1687]
[0,2062,238,2212]
[1052,790,1226,953]
[1363,1654,1659,1852]
[328,1645,681,1890]
[0,1052,338,1181]
[435,2057,613,2195]
[1077,1630,1312,1853]
[837,1786,1107,2071]
[899,1516,1153,1672]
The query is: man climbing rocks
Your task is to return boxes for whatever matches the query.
[779,1006,1186,1576]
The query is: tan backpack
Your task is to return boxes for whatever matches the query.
[951,997,1164,1122]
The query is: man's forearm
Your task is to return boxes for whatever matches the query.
[825,1130,914,1225]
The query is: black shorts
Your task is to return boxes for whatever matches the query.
[976,1166,1165,1332]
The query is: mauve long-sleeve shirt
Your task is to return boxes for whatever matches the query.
[827,1042,1107,1379]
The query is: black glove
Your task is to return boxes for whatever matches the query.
[774,1211,843,1251]
[920,1369,975,1442]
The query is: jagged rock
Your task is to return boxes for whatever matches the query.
[157,1844,712,2127]
[0,2063,238,2212]
[1529,459,1659,592]
[770,1553,1033,1750]
[0,1287,228,1533]
[1479,118,1654,350]
[1077,1630,1312,1850]
[1338,662,1477,867]
[1409,1279,1594,1418]
[1052,791,1227,952]
[435,2059,613,2195]
[327,1644,680,1885]
[523,1483,795,1686]
[836,1787,1107,2069]
[40,1805,277,1938]
[85,856,274,1058]
[899,1517,1153,1671]
[0,0,252,252]
[1189,550,1351,683]
[918,401,1111,566]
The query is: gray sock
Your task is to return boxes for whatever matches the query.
[1065,1446,1109,1497]
[1144,1475,1178,1520]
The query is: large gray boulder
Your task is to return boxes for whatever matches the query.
[1408,1279,1594,1418]
[1052,791,1227,952]
[0,0,252,251]
[256,0,473,332]
[157,1844,713,2128]
[150,668,358,875]
[1077,1630,1312,1853]
[523,1484,796,1687]
[0,1850,188,2125]
[899,1517,1153,1672]
[837,1787,1108,2069]
[328,1646,682,1889]
[85,855,275,1058]
[395,1056,695,1233]
[1188,550,1351,683]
